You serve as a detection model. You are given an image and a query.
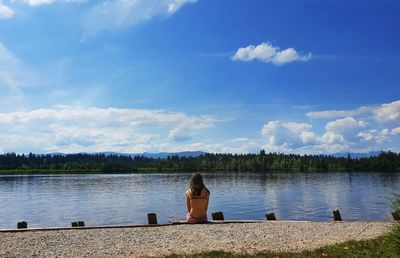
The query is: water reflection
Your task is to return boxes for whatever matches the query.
[0,172,399,229]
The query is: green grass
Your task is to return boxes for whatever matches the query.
[388,194,400,254]
[164,235,399,258]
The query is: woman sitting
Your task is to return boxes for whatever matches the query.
[185,173,210,224]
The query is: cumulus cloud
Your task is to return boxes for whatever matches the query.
[261,121,316,149]
[0,99,398,155]
[356,130,376,142]
[303,100,400,153]
[168,128,191,142]
[167,112,218,142]
[0,2,13,19]
[373,100,400,126]
[324,117,366,138]
[231,42,311,65]
[259,119,352,154]
[314,116,368,152]
[320,131,345,145]
[82,0,196,36]
[0,106,218,153]
[392,127,400,136]
[260,99,400,154]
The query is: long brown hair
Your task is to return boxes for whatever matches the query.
[189,173,210,196]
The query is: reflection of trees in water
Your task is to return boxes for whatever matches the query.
[1,172,400,228]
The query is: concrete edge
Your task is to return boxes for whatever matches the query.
[0,220,393,233]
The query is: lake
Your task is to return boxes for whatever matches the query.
[0,172,399,229]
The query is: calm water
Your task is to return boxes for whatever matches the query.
[0,172,399,229]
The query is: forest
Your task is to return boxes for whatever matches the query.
[0,150,399,173]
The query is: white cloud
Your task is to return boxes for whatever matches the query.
[392,127,400,136]
[318,117,369,150]
[306,100,400,124]
[168,128,192,142]
[0,3,13,19]
[231,42,311,65]
[261,121,315,149]
[306,106,375,119]
[375,128,392,144]
[258,119,360,154]
[324,117,366,136]
[167,113,218,142]
[167,0,195,13]
[259,103,400,154]
[0,106,218,153]
[373,100,400,126]
[82,0,196,36]
[274,48,310,64]
[301,131,317,145]
[24,0,87,6]
[320,131,345,145]
[25,0,55,6]
[356,131,375,142]
[117,100,400,155]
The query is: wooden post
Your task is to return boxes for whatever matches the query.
[212,211,224,220]
[17,221,27,229]
[71,221,85,227]
[147,213,158,225]
[265,213,277,220]
[392,210,400,221]
[333,210,342,221]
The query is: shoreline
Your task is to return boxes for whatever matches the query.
[1,169,399,174]
[0,221,392,257]
[0,219,393,233]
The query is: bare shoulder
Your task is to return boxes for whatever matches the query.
[204,188,210,195]
[202,188,210,197]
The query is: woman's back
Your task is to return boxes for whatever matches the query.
[185,173,210,223]
[186,188,209,219]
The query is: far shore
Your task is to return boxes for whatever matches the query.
[0,221,392,257]
[1,169,399,175]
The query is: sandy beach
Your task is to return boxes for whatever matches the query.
[0,221,392,257]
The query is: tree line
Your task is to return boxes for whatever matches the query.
[0,150,399,173]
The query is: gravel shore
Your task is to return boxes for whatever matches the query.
[0,221,392,257]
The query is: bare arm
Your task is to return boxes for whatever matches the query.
[185,191,191,213]
[205,192,210,212]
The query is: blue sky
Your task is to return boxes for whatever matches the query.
[0,0,399,154]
